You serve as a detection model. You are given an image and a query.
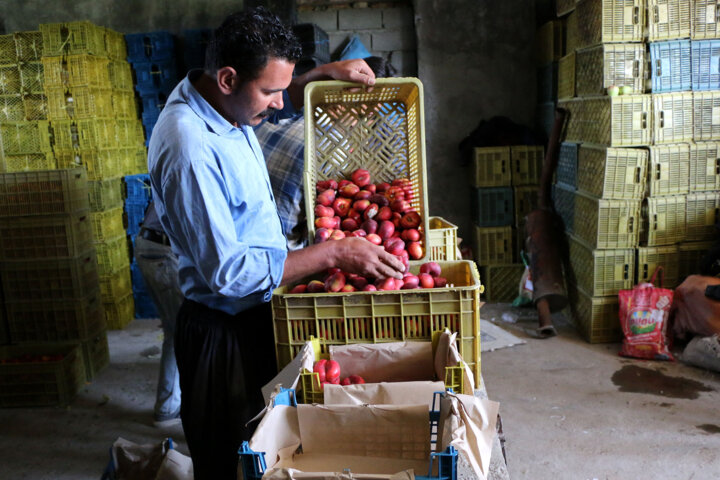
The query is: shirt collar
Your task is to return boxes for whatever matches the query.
[179,69,238,136]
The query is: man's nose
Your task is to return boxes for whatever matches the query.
[269,91,283,111]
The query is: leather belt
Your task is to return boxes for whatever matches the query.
[139,226,171,246]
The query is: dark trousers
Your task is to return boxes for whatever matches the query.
[175,299,278,480]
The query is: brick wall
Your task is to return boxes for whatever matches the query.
[297,4,417,76]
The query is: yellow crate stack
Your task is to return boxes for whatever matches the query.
[39,21,142,329]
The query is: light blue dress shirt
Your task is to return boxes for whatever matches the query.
[148,71,289,315]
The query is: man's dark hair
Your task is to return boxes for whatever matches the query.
[205,7,302,84]
[363,56,398,79]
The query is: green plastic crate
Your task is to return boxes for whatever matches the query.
[689,142,720,192]
[0,94,25,122]
[5,291,104,343]
[686,192,720,241]
[641,195,687,246]
[647,144,690,196]
[303,78,430,261]
[40,21,106,57]
[272,260,482,388]
[89,206,126,242]
[577,144,647,200]
[0,343,85,407]
[99,264,132,303]
[1,152,56,173]
[0,64,21,95]
[104,28,127,61]
[568,234,634,297]
[473,226,514,266]
[14,31,43,62]
[87,177,124,211]
[0,120,52,155]
[55,148,124,181]
[480,263,524,302]
[0,210,92,260]
[575,43,645,97]
[637,245,680,288]
[0,168,88,217]
[574,190,641,249]
[428,216,459,261]
[22,94,47,121]
[652,93,694,144]
[470,146,511,187]
[510,145,543,186]
[104,292,135,330]
[94,234,130,276]
[569,286,622,344]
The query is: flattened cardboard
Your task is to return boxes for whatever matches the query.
[322,381,445,408]
[328,342,434,383]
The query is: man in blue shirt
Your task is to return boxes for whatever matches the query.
[148,8,404,479]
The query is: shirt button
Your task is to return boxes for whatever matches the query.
[264,291,272,302]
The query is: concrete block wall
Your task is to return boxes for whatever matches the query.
[297,5,417,76]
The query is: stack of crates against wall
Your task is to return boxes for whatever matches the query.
[0,31,56,173]
[469,146,519,295]
[125,31,178,146]
[0,168,109,382]
[291,23,330,76]
[123,173,158,319]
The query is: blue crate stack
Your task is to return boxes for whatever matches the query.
[125,31,179,146]
[123,173,158,318]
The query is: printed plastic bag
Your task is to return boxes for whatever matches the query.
[618,267,674,361]
[512,251,534,307]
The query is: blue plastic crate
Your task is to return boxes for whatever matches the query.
[650,40,691,93]
[133,290,158,319]
[132,60,179,96]
[125,202,147,236]
[472,186,514,227]
[557,142,579,189]
[124,174,152,203]
[139,92,167,116]
[691,40,720,91]
[130,260,145,289]
[125,31,175,63]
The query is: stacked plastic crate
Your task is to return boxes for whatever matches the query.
[39,21,143,330]
[0,168,109,395]
[0,31,53,172]
[470,145,543,302]
[124,173,158,318]
[556,0,650,343]
[291,23,330,76]
[125,32,178,147]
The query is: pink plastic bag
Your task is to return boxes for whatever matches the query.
[618,267,674,361]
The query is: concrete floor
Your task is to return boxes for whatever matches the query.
[1,305,719,479]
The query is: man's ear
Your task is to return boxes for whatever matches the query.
[216,66,237,94]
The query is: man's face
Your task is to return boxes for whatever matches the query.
[230,57,295,126]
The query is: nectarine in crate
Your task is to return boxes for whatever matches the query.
[303,78,430,261]
[272,260,483,388]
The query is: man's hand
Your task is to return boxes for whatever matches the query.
[331,237,404,280]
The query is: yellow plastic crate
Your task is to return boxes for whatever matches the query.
[130,147,149,174]
[0,167,88,217]
[0,64,21,95]
[576,0,645,48]
[692,0,720,39]
[0,209,92,259]
[693,91,720,141]
[1,152,55,172]
[562,95,652,146]
[55,148,124,181]
[104,28,127,61]
[104,292,135,330]
[576,43,645,97]
[272,260,482,387]
[678,240,714,280]
[40,56,68,88]
[689,142,720,192]
[89,206,126,242]
[108,61,134,90]
[480,263,523,302]
[112,89,138,119]
[648,0,692,40]
[23,93,47,120]
[14,31,43,62]
[116,119,145,148]
[686,192,720,241]
[0,120,52,155]
[558,52,576,100]
[99,264,132,303]
[569,286,621,343]
[652,93,694,144]
[0,34,14,61]
[40,21,106,57]
[19,62,44,95]
[87,177,124,211]
[568,234,634,297]
[46,87,113,120]
[641,195,687,246]
[574,190,641,249]
[66,55,110,87]
[304,78,430,260]
[577,144,647,200]
[514,185,539,228]
[0,94,25,121]
[428,216,459,261]
[0,249,98,301]
[510,145,543,186]
[565,10,580,52]
[470,146,511,187]
[473,226,513,265]
[6,291,103,342]
[0,344,85,407]
[94,234,130,276]
[647,144,690,196]
[637,244,680,288]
